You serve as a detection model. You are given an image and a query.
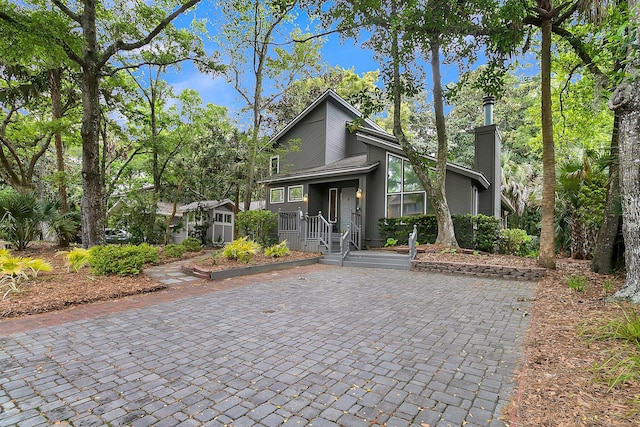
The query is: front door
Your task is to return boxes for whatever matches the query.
[340,187,356,232]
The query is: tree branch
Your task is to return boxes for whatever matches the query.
[51,0,81,23]
[99,0,201,68]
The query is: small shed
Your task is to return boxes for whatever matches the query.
[176,200,236,245]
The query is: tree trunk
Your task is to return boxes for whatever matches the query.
[538,12,556,269]
[428,40,457,247]
[49,68,69,247]
[611,0,640,302]
[591,110,621,273]
[80,2,105,247]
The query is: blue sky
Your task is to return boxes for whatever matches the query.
[161,3,494,128]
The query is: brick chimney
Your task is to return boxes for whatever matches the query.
[474,96,502,219]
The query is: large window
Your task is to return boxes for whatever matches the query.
[386,154,426,218]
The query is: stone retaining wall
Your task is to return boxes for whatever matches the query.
[411,259,546,281]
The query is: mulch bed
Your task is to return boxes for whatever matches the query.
[186,250,322,273]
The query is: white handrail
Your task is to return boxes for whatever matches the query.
[340,225,350,265]
[408,224,418,260]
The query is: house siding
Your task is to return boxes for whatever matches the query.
[441,173,474,215]
[279,102,327,172]
[474,125,502,218]
[363,145,391,248]
[325,99,367,163]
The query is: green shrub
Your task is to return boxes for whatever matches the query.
[265,241,290,258]
[90,243,159,276]
[236,210,278,246]
[497,228,532,256]
[378,214,500,252]
[384,237,398,247]
[181,237,202,252]
[222,237,261,262]
[57,248,91,273]
[163,244,186,258]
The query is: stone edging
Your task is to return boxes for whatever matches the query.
[411,259,546,281]
[181,257,322,280]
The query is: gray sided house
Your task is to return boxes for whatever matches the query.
[261,90,504,252]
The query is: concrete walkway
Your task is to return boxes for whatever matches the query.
[0,267,533,427]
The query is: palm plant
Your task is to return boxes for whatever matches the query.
[0,191,50,250]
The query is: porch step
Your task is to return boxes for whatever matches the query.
[320,251,411,270]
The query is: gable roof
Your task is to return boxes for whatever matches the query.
[260,154,379,185]
[355,127,491,189]
[269,89,386,144]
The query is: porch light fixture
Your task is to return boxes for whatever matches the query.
[302,193,309,203]
[356,188,363,199]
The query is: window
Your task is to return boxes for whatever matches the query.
[288,185,303,202]
[328,188,338,222]
[472,186,479,216]
[270,156,279,175]
[215,212,232,223]
[270,187,284,204]
[386,154,426,218]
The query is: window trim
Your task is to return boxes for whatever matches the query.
[270,187,285,204]
[269,155,280,176]
[288,185,303,202]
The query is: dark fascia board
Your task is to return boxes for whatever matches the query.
[259,162,379,185]
[269,89,386,145]
[356,130,491,190]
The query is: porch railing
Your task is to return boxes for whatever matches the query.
[350,211,361,250]
[306,210,332,253]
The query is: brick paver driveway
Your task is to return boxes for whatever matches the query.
[1,268,533,427]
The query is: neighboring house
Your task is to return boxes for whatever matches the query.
[260,89,507,251]
[174,200,236,245]
[108,195,236,245]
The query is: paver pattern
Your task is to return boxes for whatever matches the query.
[0,268,533,427]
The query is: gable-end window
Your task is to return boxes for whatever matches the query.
[386,153,426,218]
[288,185,303,202]
[270,156,280,176]
[270,187,284,204]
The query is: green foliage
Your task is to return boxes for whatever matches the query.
[222,237,261,263]
[384,237,398,247]
[180,237,202,252]
[587,305,640,391]
[264,241,290,258]
[236,210,278,247]
[89,244,159,276]
[0,251,52,298]
[497,228,532,256]
[567,275,587,293]
[440,248,457,255]
[0,190,54,250]
[110,192,164,244]
[57,248,91,273]
[379,214,501,252]
[163,244,186,258]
